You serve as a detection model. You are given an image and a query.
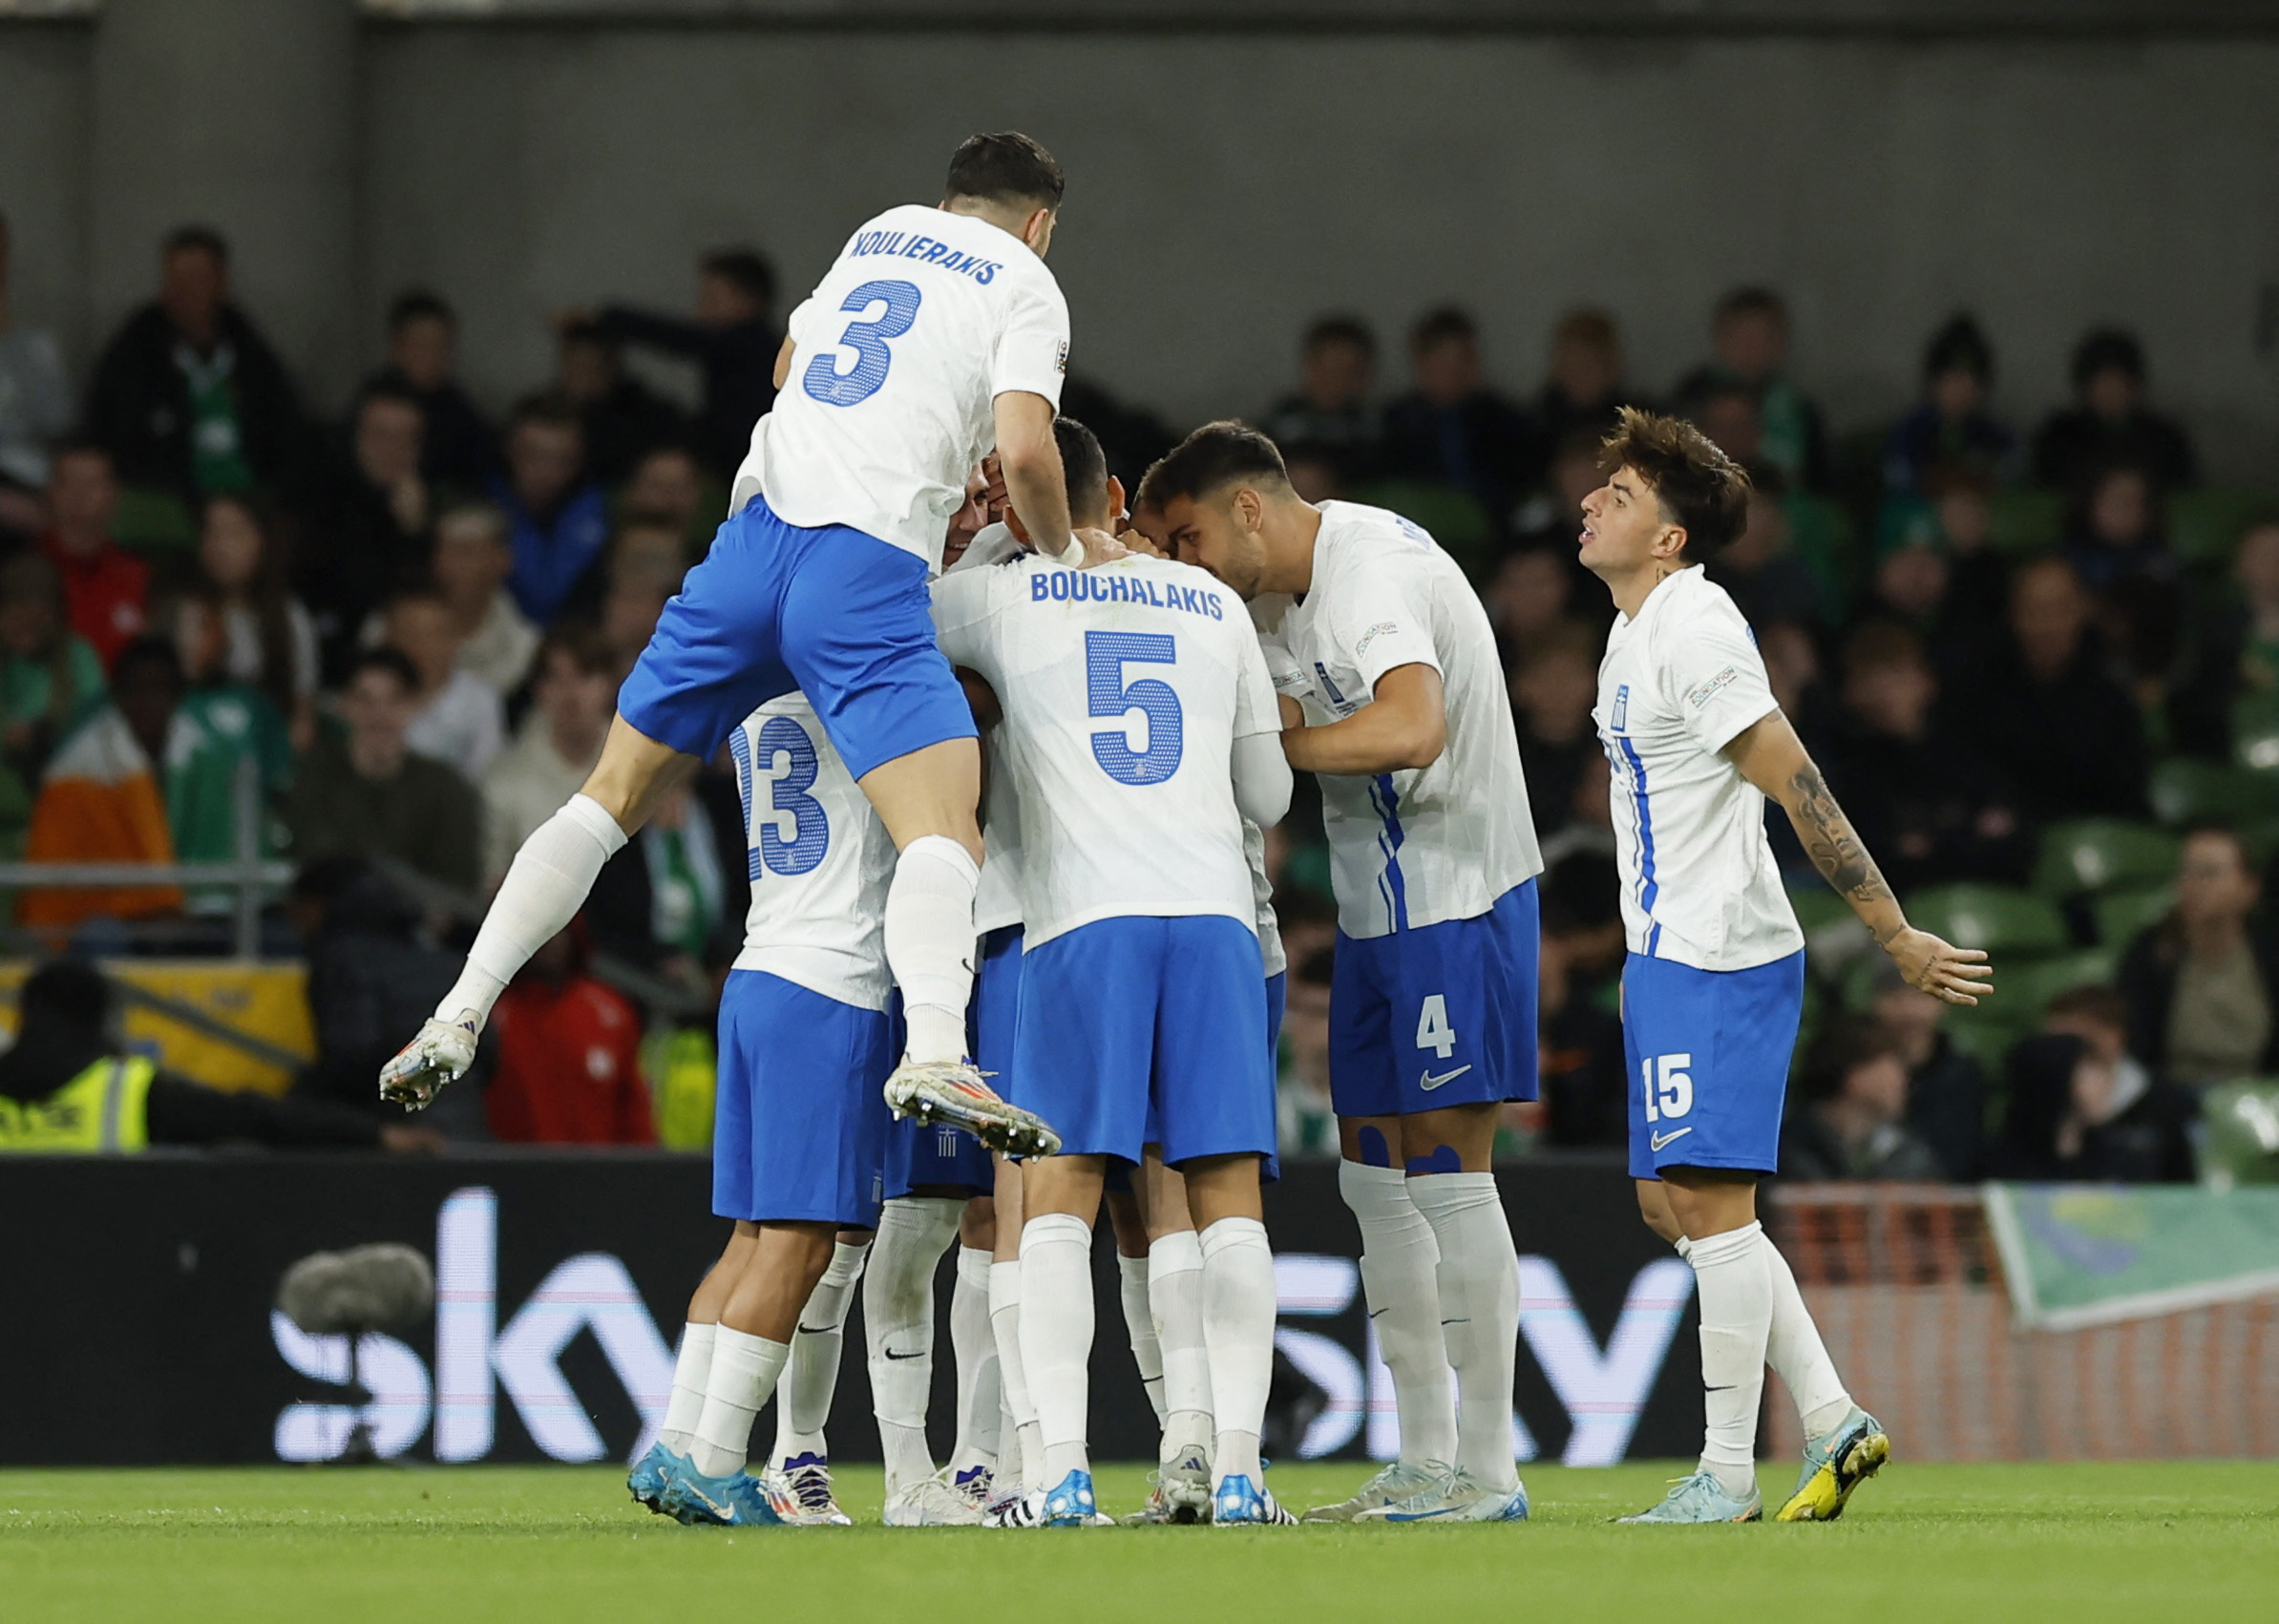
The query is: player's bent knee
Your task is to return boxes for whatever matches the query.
[581,716,699,830]
[858,737,983,857]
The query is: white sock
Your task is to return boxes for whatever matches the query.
[1409,1171,1522,1494]
[1764,1237,1853,1440]
[772,1238,867,1466]
[1339,1159,1458,1468]
[1149,1231,1212,1460]
[1019,1212,1095,1484]
[660,1321,715,1454]
[1117,1252,1167,1427]
[687,1327,789,1480]
[1687,1221,1773,1499]
[435,794,624,1024]
[948,1245,1002,1476]
[865,1197,962,1492]
[884,835,980,1065]
[1197,1216,1274,1490]
[990,1259,1044,1488]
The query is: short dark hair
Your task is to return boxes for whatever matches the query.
[508,392,583,438]
[111,635,185,691]
[700,247,776,307]
[535,622,614,680]
[1923,312,1994,385]
[944,132,1065,211]
[1136,421,1290,513]
[162,224,229,265]
[2072,326,2146,390]
[435,499,509,545]
[2045,983,2128,1034]
[347,646,419,693]
[387,289,455,332]
[1714,285,1786,327]
[357,383,424,420]
[49,435,114,473]
[1410,306,1476,352]
[1597,405,1753,559]
[1303,315,1375,356]
[1841,619,1926,685]
[1801,1015,1903,1104]
[1054,416,1109,519]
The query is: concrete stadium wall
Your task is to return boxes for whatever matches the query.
[5,17,2277,473]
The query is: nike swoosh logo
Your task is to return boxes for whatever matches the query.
[1649,1128,1693,1152]
[1704,1383,1736,1392]
[882,1348,925,1360]
[796,1324,835,1336]
[1419,1065,1472,1091]
[1367,1307,1389,1319]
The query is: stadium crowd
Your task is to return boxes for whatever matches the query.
[0,208,2271,1179]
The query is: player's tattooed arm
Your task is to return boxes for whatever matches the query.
[1726,710,1994,1006]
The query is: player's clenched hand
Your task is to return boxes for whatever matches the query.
[1883,927,1993,1006]
[1074,526,1129,568]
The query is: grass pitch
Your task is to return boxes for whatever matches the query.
[3,1460,2273,1623]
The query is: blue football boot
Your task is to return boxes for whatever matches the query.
[626,1441,682,1513]
[1211,1474,1298,1527]
[1616,1469,1762,1525]
[1355,1467,1529,1524]
[660,1463,790,1528]
[1776,1407,1890,1523]
[1037,1468,1099,1528]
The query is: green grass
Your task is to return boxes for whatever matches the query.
[2,1461,2274,1623]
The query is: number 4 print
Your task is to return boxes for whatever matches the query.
[1415,993,1457,1060]
[1639,1053,1693,1122]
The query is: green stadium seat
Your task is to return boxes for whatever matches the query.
[2197,1082,2279,1186]
[1941,1016,2024,1076]
[1986,489,2063,555]
[111,486,198,554]
[2147,757,2277,826]
[2168,487,2277,570]
[2031,819,2180,897]
[2091,884,2173,949]
[2232,692,2279,773]
[1786,885,1856,938]
[1995,947,2121,1023]
[1902,884,2068,957]
[1347,480,1496,583]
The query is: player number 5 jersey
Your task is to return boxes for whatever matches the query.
[1592,565,1804,972]
[728,691,899,1011]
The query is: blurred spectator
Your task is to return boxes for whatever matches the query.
[36,441,148,667]
[1866,957,1989,1181]
[0,552,107,785]
[2169,517,2279,760]
[2061,461,2171,593]
[1822,621,2024,891]
[169,494,319,751]
[1509,427,1612,566]
[2116,827,2279,1088]
[1532,307,1636,466]
[481,625,614,884]
[589,776,744,993]
[491,396,608,625]
[1486,543,1582,664]
[429,501,538,698]
[485,923,656,1146]
[81,225,306,499]
[285,647,481,895]
[306,385,435,684]
[1675,286,1827,490]
[1780,1015,1944,1181]
[1510,621,1602,843]
[19,637,290,928]
[362,290,494,491]
[559,513,688,625]
[1880,313,2015,496]
[383,590,504,780]
[594,247,781,480]
[622,442,714,556]
[600,572,671,686]
[1056,375,1177,496]
[1757,618,1831,747]
[1534,851,1627,1149]
[0,960,432,1152]
[1959,556,2147,821]
[1279,441,1344,506]
[287,857,484,1137]
[1275,945,1337,1159]
[1708,470,1827,627]
[1261,315,1380,481]
[553,319,686,487]
[0,208,74,538]
[1379,306,1533,523]
[1992,991,2194,1182]
[2031,327,2198,496]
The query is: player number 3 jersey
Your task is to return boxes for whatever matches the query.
[1592,565,1804,972]
[727,691,899,1011]
[733,203,1070,571]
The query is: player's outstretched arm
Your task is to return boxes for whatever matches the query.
[1279,662,1446,777]
[1723,710,1994,1007]
[995,390,1107,567]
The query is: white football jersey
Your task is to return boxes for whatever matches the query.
[952,524,1029,934]
[932,552,1279,947]
[727,691,899,1010]
[1259,500,1543,939]
[732,204,1068,569]
[1593,564,1804,972]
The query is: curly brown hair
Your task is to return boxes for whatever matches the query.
[1598,405,1753,559]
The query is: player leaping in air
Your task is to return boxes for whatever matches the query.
[1579,409,1993,1525]
[379,132,1119,1154]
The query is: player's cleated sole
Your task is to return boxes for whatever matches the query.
[377,1015,478,1110]
[1777,1420,1891,1523]
[883,1061,1062,1157]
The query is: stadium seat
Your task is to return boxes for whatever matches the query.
[2196,1081,2279,1186]
[1994,947,2120,1023]
[1902,883,2069,957]
[2091,884,2173,949]
[2147,757,2276,826]
[2231,692,2279,772]
[1985,489,2063,555]
[2168,486,2276,570]
[1346,480,1497,582]
[111,487,198,554]
[2032,819,2180,897]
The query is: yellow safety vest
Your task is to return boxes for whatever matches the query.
[0,1056,155,1152]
